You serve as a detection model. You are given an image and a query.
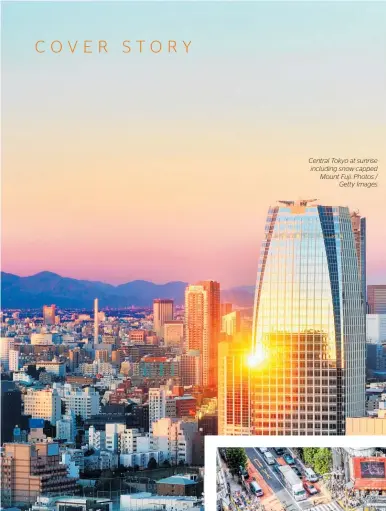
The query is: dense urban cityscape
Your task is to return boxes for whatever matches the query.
[1,200,386,511]
[217,446,386,511]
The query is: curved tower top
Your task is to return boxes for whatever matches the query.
[251,202,366,435]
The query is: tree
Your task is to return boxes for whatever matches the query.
[225,448,248,475]
[147,457,158,470]
[313,448,332,475]
[303,448,319,467]
[162,460,171,468]
[302,447,332,475]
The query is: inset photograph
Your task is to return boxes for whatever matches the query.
[217,446,386,511]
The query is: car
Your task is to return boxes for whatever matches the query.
[274,448,285,456]
[303,481,319,495]
[304,467,319,482]
[259,447,269,453]
[263,451,276,465]
[283,454,295,465]
[292,466,302,477]
[273,464,282,475]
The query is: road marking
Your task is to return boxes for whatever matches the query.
[254,458,263,469]
[252,448,302,511]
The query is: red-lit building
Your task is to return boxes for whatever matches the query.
[175,396,197,418]
[351,457,386,492]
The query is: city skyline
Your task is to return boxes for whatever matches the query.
[1,196,385,289]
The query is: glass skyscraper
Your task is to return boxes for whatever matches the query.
[251,200,366,435]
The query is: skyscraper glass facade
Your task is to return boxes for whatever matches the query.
[251,202,366,435]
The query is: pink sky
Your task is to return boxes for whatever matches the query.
[2,2,385,287]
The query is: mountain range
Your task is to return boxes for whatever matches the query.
[1,271,255,309]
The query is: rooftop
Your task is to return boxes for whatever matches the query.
[156,476,197,486]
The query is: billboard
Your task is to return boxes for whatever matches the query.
[360,461,386,479]
[352,457,386,480]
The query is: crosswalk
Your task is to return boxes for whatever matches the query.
[305,503,344,511]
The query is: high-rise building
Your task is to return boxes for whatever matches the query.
[184,281,220,388]
[368,285,386,314]
[153,299,174,338]
[94,298,100,344]
[43,304,56,325]
[69,347,82,371]
[350,211,366,308]
[220,303,233,316]
[9,348,20,372]
[221,311,241,337]
[218,340,252,435]
[149,387,167,431]
[180,350,202,387]
[0,337,13,371]
[1,442,76,506]
[95,349,109,363]
[251,200,366,435]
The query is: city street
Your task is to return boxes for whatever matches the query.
[236,448,343,511]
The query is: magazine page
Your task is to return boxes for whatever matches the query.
[1,1,385,510]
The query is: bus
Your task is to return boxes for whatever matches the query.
[278,465,307,501]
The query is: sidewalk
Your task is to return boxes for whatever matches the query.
[247,459,284,510]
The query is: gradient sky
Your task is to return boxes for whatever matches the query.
[2,1,386,288]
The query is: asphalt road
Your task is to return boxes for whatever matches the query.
[244,448,318,511]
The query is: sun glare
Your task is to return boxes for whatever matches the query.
[247,345,266,368]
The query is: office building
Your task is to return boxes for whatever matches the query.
[251,200,366,435]
[95,349,109,363]
[153,299,174,338]
[218,340,252,435]
[9,348,20,371]
[0,337,13,371]
[221,311,241,337]
[366,314,386,344]
[36,359,66,377]
[31,333,53,346]
[151,417,198,465]
[163,321,184,347]
[149,387,167,431]
[69,347,82,371]
[220,303,233,317]
[350,211,366,308]
[63,387,100,420]
[184,281,220,388]
[180,351,201,387]
[94,298,99,344]
[368,285,386,314]
[43,304,56,325]
[133,356,179,380]
[23,388,62,425]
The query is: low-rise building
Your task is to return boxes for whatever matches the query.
[120,493,203,511]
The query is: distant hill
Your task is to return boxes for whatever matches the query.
[1,271,255,309]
